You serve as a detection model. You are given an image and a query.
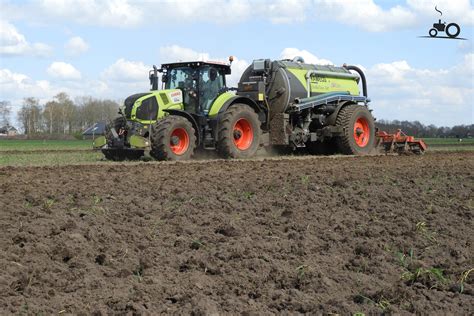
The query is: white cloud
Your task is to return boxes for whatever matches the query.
[367,54,474,125]
[1,0,473,31]
[314,0,417,32]
[101,58,149,82]
[38,0,143,27]
[0,20,52,57]
[407,0,474,26]
[280,48,333,65]
[313,0,473,32]
[159,45,211,63]
[0,67,112,128]
[158,45,249,87]
[0,68,57,102]
[155,0,252,24]
[264,0,310,24]
[1,0,311,27]
[65,36,89,56]
[47,62,82,80]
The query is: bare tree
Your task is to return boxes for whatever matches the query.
[0,100,11,126]
[18,97,42,135]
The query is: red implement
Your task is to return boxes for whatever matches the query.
[376,129,427,155]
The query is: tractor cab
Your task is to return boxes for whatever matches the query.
[158,61,231,115]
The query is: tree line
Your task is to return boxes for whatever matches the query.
[375,120,473,139]
[0,93,120,136]
[0,96,472,138]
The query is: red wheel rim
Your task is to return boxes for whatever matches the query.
[233,118,253,150]
[170,128,189,155]
[353,117,370,147]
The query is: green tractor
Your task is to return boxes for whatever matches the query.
[94,56,376,160]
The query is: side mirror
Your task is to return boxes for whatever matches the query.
[161,74,168,83]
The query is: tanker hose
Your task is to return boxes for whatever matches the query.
[343,65,367,97]
[292,56,305,63]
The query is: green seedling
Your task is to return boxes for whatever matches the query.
[243,191,254,199]
[415,221,437,243]
[190,239,205,250]
[301,175,310,185]
[415,221,427,233]
[43,198,55,210]
[356,295,391,311]
[92,195,102,205]
[296,264,309,280]
[396,248,414,268]
[459,268,473,293]
[147,221,161,240]
[402,267,446,288]
[133,265,144,282]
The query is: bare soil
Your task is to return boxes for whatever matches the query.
[0,152,473,315]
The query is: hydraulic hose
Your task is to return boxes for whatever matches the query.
[343,65,367,98]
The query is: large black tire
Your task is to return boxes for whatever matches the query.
[335,104,375,155]
[150,116,196,161]
[217,104,261,159]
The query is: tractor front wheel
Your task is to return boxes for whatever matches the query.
[150,116,196,161]
[217,104,261,158]
[335,104,375,155]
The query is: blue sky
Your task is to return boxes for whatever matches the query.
[1,0,473,127]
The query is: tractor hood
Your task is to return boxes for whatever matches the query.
[122,89,185,124]
[123,93,150,119]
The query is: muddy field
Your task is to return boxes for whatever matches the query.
[0,152,473,315]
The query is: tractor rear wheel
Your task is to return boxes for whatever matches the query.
[150,116,196,161]
[335,104,375,155]
[217,104,261,158]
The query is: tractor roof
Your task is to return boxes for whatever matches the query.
[161,61,231,73]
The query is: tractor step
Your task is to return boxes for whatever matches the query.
[376,129,427,155]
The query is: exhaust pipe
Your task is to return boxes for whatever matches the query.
[150,65,159,91]
[343,64,367,97]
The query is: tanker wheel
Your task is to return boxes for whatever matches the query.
[217,104,261,159]
[150,116,196,161]
[335,104,375,155]
[446,23,460,38]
